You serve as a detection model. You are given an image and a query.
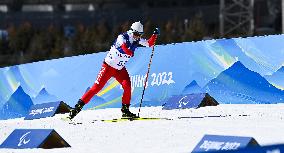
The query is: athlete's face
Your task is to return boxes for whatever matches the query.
[133,32,142,40]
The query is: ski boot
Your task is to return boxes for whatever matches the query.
[121,104,138,118]
[69,99,85,120]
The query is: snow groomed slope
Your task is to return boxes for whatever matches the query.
[1,104,284,153]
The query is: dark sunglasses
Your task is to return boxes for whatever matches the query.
[133,32,143,37]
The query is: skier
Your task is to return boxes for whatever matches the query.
[69,21,160,119]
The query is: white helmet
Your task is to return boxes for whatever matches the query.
[130,21,144,34]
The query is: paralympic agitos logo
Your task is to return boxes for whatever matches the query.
[178,96,190,107]
[18,131,31,147]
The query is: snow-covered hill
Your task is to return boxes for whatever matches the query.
[1,104,284,153]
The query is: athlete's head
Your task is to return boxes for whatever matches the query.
[130,21,143,40]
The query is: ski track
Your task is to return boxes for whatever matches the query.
[0,104,284,153]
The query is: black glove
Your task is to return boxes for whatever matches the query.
[153,28,160,35]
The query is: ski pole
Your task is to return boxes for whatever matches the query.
[138,44,155,117]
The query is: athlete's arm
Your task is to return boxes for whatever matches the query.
[139,34,157,47]
[116,35,134,56]
[139,28,159,47]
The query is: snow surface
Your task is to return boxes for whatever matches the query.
[1,104,284,153]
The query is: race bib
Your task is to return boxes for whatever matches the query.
[104,47,132,70]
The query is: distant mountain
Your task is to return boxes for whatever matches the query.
[276,66,284,73]
[32,88,58,104]
[0,86,34,120]
[264,66,284,88]
[190,72,214,88]
[204,61,284,104]
[182,80,203,94]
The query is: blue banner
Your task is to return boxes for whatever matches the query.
[1,34,284,119]
[0,129,70,148]
[162,93,218,109]
[192,134,259,152]
[203,144,284,153]
[24,101,69,120]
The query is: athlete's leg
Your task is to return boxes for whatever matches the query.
[114,67,131,105]
[81,62,115,104]
[114,67,138,118]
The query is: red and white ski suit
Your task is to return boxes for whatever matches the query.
[81,31,157,105]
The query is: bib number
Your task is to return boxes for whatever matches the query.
[117,60,127,67]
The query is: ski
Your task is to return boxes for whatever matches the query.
[93,117,172,123]
[60,116,83,125]
[61,116,71,121]
[61,115,172,124]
